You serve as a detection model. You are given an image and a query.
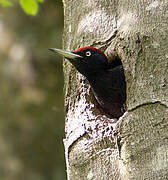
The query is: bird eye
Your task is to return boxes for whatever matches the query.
[86,51,91,56]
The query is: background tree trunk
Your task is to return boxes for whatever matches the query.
[63,0,168,179]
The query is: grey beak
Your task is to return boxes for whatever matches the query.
[49,48,82,59]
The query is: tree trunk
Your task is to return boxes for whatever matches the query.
[62,0,168,179]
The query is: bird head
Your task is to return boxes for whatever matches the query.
[49,46,109,78]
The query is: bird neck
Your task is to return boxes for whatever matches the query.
[86,70,107,83]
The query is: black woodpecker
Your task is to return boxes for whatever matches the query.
[49,46,126,119]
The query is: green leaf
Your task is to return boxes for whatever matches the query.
[20,0,43,16]
[0,0,13,7]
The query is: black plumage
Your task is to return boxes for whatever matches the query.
[49,46,126,118]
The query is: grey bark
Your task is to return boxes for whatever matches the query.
[62,0,168,179]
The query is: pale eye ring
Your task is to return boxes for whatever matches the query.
[86,51,91,56]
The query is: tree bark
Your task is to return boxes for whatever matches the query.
[62,0,168,179]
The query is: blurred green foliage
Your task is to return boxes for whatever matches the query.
[0,0,65,179]
[0,0,12,7]
[0,0,43,15]
[20,0,43,15]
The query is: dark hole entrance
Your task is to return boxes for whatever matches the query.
[108,56,122,69]
[105,55,126,119]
